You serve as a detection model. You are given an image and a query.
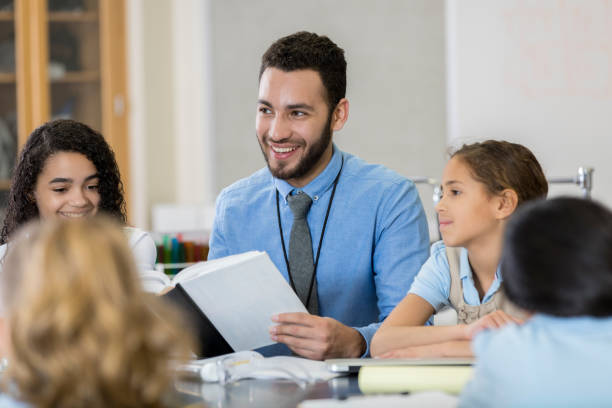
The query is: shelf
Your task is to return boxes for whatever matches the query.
[0,73,16,83]
[0,180,10,190]
[0,12,14,21]
[50,71,100,83]
[48,11,98,23]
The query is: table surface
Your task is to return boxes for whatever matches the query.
[171,374,362,408]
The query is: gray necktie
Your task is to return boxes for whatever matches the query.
[287,192,318,315]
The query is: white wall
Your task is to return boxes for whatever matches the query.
[129,0,612,230]
[447,0,612,205]
[210,0,447,229]
[128,0,214,229]
[127,0,176,228]
[129,0,448,229]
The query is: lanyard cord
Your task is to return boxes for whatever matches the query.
[275,156,344,310]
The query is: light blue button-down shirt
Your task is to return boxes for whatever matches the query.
[0,394,29,408]
[208,145,430,356]
[460,314,612,407]
[408,241,502,312]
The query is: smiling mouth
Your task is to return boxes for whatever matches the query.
[59,212,91,218]
[271,145,298,153]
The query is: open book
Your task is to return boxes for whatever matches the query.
[161,251,308,358]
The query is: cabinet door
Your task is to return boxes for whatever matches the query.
[47,0,102,130]
[7,0,129,219]
[0,0,16,219]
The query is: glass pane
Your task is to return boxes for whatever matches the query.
[0,0,13,12]
[47,0,101,131]
[0,1,16,215]
[48,0,96,12]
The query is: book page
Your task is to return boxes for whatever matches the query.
[180,251,308,351]
[171,251,263,286]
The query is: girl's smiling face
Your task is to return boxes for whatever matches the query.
[33,152,101,220]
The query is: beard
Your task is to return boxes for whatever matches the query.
[258,113,333,181]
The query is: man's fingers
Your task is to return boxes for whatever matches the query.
[272,312,314,325]
[270,323,314,339]
[274,334,326,356]
[289,345,324,361]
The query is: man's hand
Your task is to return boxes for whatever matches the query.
[269,312,366,360]
[463,310,523,339]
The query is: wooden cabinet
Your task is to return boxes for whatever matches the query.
[0,0,128,219]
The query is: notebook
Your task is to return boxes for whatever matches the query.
[326,357,474,373]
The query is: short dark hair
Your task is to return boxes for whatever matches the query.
[452,140,548,205]
[1,119,126,244]
[259,31,347,110]
[502,197,612,317]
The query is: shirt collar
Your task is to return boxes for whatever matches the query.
[273,144,343,203]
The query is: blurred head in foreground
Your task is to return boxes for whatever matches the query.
[502,197,612,317]
[0,217,192,408]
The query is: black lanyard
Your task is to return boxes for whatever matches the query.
[275,157,344,309]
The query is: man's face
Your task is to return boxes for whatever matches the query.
[256,68,335,187]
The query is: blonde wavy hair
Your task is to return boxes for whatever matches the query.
[0,218,192,407]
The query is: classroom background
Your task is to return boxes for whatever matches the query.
[1,0,610,248]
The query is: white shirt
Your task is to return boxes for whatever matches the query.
[0,227,166,293]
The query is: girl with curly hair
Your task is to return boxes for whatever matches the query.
[0,119,165,292]
[0,217,192,407]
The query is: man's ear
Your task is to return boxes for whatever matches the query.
[496,189,518,219]
[331,98,349,132]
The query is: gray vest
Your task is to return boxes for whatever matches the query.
[446,246,526,324]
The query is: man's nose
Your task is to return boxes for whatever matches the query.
[269,115,291,141]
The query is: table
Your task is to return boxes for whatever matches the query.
[172,374,361,408]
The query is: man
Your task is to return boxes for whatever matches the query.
[208,31,430,359]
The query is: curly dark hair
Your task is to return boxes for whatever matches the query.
[0,119,126,244]
[259,31,347,111]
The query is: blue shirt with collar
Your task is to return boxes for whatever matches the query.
[0,394,29,408]
[208,145,430,356]
[460,314,612,407]
[408,241,502,312]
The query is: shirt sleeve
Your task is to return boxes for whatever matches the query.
[129,228,157,271]
[0,243,7,274]
[356,179,430,356]
[458,330,498,408]
[408,240,453,312]
[128,228,171,293]
[207,190,230,261]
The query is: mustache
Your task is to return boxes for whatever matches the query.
[261,134,305,146]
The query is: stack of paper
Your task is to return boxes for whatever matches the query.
[358,365,473,394]
[298,392,458,408]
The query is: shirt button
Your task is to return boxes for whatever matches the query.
[313,195,319,201]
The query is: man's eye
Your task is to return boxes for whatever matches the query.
[451,190,461,196]
[292,111,306,117]
[259,107,272,114]
[87,185,99,191]
[53,188,67,193]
